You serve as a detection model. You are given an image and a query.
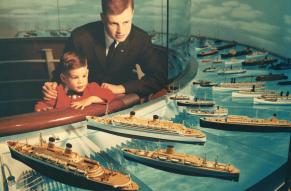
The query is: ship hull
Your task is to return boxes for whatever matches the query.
[212,86,263,91]
[186,111,227,117]
[232,92,263,98]
[177,102,214,107]
[253,98,291,105]
[200,118,291,132]
[87,120,206,144]
[123,151,239,181]
[256,75,288,81]
[8,147,125,191]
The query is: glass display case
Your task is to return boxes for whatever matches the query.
[1,0,291,191]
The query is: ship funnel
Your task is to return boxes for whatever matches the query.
[48,137,55,149]
[166,145,175,154]
[153,115,159,121]
[130,111,135,117]
[65,143,72,154]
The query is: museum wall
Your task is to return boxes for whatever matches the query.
[189,0,291,58]
[0,0,167,39]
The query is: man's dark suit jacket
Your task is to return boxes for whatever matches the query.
[53,21,167,97]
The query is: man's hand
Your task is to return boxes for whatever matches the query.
[42,82,58,100]
[101,83,125,94]
[71,96,104,110]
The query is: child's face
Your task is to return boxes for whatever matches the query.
[61,66,89,93]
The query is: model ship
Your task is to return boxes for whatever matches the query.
[212,82,264,91]
[193,80,218,87]
[217,68,246,75]
[86,112,206,144]
[169,94,190,100]
[7,137,139,191]
[122,145,240,181]
[221,48,252,59]
[200,114,291,132]
[245,51,268,60]
[270,63,291,70]
[278,81,291,85]
[186,106,228,116]
[255,73,288,81]
[224,58,243,65]
[197,48,218,57]
[231,88,275,98]
[242,57,277,67]
[177,98,215,107]
[253,93,291,105]
[202,66,218,72]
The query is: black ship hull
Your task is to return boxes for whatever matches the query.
[278,81,291,85]
[9,147,124,191]
[123,152,239,181]
[177,102,214,107]
[199,118,291,132]
[242,59,277,66]
[256,75,288,81]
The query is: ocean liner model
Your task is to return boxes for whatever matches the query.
[200,114,291,132]
[255,73,288,81]
[169,94,190,100]
[86,112,206,144]
[197,48,218,57]
[212,82,264,91]
[122,145,240,181]
[177,98,215,107]
[232,89,275,98]
[245,51,268,60]
[253,94,291,105]
[221,48,252,59]
[186,106,228,117]
[242,57,277,67]
[7,137,139,191]
[217,68,246,75]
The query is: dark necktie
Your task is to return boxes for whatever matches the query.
[106,40,116,63]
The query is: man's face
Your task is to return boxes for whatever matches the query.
[61,66,89,93]
[102,6,133,42]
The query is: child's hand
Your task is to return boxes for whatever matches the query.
[71,96,104,110]
[101,83,125,94]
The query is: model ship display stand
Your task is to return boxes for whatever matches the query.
[122,145,240,181]
[7,135,139,191]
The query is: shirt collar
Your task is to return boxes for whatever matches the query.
[104,29,119,48]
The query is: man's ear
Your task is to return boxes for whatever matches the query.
[60,73,66,83]
[100,13,105,23]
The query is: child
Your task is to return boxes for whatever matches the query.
[35,51,115,111]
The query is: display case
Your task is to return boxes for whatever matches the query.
[1,0,291,191]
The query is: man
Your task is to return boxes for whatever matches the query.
[43,0,167,100]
